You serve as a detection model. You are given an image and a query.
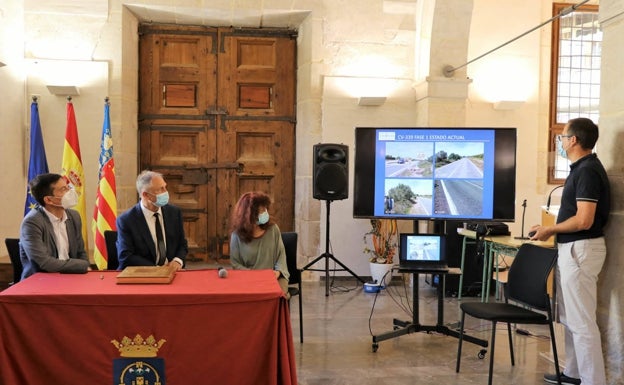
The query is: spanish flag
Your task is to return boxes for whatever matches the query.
[92,98,117,270]
[61,98,89,251]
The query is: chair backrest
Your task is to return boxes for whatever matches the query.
[281,232,300,285]
[104,230,119,270]
[4,238,23,284]
[506,243,558,311]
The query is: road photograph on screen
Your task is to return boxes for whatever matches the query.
[404,234,443,262]
[375,129,495,219]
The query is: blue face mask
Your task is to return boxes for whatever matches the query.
[557,139,567,159]
[153,191,169,207]
[257,210,269,225]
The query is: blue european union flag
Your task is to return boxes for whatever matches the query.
[24,99,49,215]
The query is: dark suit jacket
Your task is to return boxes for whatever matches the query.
[19,206,90,279]
[116,203,188,269]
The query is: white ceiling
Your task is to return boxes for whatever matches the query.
[125,4,311,28]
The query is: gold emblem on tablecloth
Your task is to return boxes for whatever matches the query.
[111,334,166,358]
[112,334,167,385]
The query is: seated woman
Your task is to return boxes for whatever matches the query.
[229,191,290,297]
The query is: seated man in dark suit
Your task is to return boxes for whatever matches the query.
[20,173,90,279]
[116,170,187,270]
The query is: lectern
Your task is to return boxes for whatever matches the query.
[540,205,559,246]
[541,205,558,305]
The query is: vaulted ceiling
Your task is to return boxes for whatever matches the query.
[24,0,312,28]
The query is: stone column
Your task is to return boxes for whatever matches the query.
[413,0,474,126]
[597,2,624,384]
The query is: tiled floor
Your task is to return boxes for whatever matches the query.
[288,275,561,385]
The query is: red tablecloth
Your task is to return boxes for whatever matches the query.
[0,269,297,385]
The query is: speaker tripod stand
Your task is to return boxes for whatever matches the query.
[302,199,365,296]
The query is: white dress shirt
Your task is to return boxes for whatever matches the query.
[42,208,70,260]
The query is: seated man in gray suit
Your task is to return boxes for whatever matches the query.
[116,170,187,270]
[20,173,90,279]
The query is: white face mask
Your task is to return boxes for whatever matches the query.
[59,189,79,209]
[557,139,568,159]
[154,191,169,207]
[257,210,269,225]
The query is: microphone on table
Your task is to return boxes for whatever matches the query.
[546,185,564,211]
[218,266,228,278]
[514,199,529,240]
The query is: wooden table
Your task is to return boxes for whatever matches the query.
[456,228,554,301]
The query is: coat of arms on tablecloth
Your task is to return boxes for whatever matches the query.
[111,334,167,385]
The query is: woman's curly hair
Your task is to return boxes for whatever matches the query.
[230,191,274,243]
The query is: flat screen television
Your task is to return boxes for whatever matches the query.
[353,127,517,222]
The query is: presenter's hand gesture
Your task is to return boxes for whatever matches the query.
[528,225,553,241]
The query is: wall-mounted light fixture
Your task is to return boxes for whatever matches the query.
[46,85,80,96]
[358,96,387,106]
[0,61,6,67]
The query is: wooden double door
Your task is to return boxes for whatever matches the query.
[139,24,296,261]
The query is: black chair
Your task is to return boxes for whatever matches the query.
[4,238,23,285]
[456,243,560,385]
[281,232,303,343]
[104,230,119,270]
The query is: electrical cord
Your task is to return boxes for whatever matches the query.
[325,240,360,293]
[368,273,550,340]
[515,328,550,340]
[368,269,408,336]
[383,272,413,317]
[368,271,460,336]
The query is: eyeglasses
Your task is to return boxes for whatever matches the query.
[53,185,73,194]
[47,185,72,201]
[556,134,573,142]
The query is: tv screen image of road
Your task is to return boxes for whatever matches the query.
[376,129,494,220]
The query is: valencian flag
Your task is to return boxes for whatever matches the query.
[61,97,89,250]
[24,97,50,215]
[92,98,117,270]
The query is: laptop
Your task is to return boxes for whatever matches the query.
[398,233,449,272]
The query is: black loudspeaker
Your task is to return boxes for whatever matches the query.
[313,143,348,201]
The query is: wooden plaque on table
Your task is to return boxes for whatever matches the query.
[116,265,176,284]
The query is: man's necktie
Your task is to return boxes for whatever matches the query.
[154,213,166,266]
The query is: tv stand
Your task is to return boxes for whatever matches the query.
[371,267,488,354]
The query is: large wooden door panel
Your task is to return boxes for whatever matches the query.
[140,25,296,262]
[139,25,216,117]
[141,123,214,166]
[219,31,296,117]
[216,120,295,235]
[217,29,296,238]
